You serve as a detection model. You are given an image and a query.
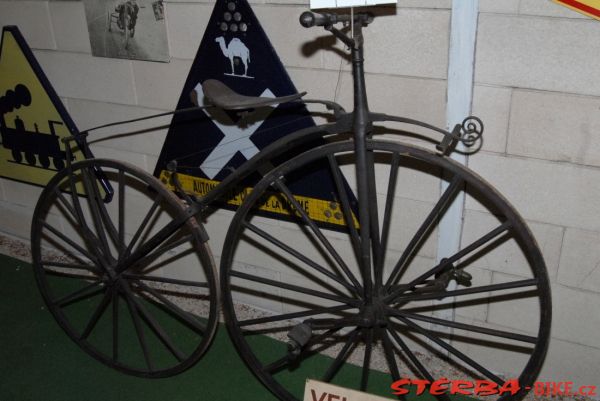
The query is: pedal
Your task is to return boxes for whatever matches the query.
[454,270,472,287]
[286,323,312,359]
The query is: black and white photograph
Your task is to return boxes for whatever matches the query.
[82,0,169,62]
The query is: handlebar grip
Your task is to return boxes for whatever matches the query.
[299,11,331,28]
[299,11,374,28]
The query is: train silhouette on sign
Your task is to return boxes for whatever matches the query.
[0,84,71,171]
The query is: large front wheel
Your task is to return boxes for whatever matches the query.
[31,159,219,377]
[220,140,551,401]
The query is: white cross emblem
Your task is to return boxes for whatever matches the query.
[193,83,276,179]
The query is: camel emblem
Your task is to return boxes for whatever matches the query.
[215,36,252,78]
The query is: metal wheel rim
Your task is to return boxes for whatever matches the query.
[220,139,551,401]
[31,158,219,378]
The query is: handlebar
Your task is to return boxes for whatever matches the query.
[299,11,373,28]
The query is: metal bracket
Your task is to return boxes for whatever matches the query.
[166,160,210,244]
[436,116,484,156]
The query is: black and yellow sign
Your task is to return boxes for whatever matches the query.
[159,171,359,229]
[153,0,357,230]
[553,0,600,20]
[0,26,81,186]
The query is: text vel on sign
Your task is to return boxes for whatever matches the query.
[304,380,395,401]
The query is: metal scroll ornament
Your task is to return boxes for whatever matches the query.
[460,116,484,148]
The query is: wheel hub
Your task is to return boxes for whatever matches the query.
[358,298,388,328]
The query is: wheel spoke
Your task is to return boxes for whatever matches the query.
[380,328,408,401]
[387,328,451,401]
[121,282,186,362]
[112,289,119,361]
[391,278,539,304]
[42,222,100,266]
[238,304,355,327]
[389,309,537,344]
[243,221,360,296]
[54,188,80,222]
[116,216,189,274]
[385,175,463,289]
[392,315,505,386]
[54,188,102,249]
[122,282,154,372]
[63,170,107,261]
[321,329,359,382]
[118,169,126,253]
[376,152,400,281]
[263,355,292,374]
[80,167,113,259]
[123,273,208,288]
[95,180,123,253]
[81,287,114,339]
[380,328,400,379]
[132,233,195,274]
[272,178,362,292]
[360,328,373,391]
[386,221,512,303]
[42,269,100,280]
[230,270,361,306]
[120,194,162,263]
[133,279,206,335]
[327,155,362,277]
[40,260,101,276]
[55,280,104,308]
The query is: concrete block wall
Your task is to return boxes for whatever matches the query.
[0,0,449,278]
[1,0,599,393]
[467,0,600,391]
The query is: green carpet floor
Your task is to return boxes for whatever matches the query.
[0,254,473,401]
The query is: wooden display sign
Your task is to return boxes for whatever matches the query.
[553,0,600,20]
[304,380,394,401]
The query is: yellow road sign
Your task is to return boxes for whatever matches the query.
[553,0,600,20]
[0,26,81,186]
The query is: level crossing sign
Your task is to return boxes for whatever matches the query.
[153,0,356,230]
[0,26,83,187]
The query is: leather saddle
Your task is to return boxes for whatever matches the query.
[194,79,306,110]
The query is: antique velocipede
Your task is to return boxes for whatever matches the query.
[31,11,551,401]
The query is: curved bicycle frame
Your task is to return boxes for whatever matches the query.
[69,12,474,283]
[194,13,475,208]
[46,11,551,397]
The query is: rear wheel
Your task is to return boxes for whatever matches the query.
[31,159,219,377]
[220,139,551,401]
